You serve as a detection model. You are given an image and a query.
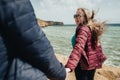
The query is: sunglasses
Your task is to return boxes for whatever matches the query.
[73,14,83,18]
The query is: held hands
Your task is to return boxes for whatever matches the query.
[65,68,71,73]
[65,68,72,80]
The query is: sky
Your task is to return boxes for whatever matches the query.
[30,0,120,24]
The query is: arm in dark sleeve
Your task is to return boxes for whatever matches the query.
[0,0,66,79]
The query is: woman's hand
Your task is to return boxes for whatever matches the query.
[65,68,72,80]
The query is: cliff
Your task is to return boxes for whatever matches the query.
[37,19,64,28]
[55,54,120,80]
[37,19,48,28]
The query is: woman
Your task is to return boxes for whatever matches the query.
[65,8,106,80]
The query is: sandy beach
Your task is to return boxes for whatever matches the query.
[55,53,120,80]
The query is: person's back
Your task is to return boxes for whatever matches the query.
[0,34,9,80]
[0,0,66,80]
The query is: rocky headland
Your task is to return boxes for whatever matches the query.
[55,54,120,80]
[37,19,64,28]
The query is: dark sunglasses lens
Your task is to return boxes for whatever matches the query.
[74,14,80,18]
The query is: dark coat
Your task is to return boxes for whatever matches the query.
[65,25,106,70]
[0,0,66,80]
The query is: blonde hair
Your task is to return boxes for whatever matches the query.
[78,8,106,49]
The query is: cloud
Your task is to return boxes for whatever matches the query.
[38,0,89,9]
[30,0,103,11]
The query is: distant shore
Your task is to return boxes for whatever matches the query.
[37,18,120,28]
[37,19,64,28]
[55,53,120,80]
[64,23,120,26]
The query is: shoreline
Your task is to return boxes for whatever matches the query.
[55,53,120,80]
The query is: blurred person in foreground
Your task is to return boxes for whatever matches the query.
[0,0,66,80]
[65,8,106,80]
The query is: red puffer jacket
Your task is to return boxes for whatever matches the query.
[65,25,106,70]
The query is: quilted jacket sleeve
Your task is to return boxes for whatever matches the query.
[65,26,89,70]
[0,0,66,80]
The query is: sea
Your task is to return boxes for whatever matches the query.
[42,24,120,67]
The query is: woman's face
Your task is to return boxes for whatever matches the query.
[74,9,85,26]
